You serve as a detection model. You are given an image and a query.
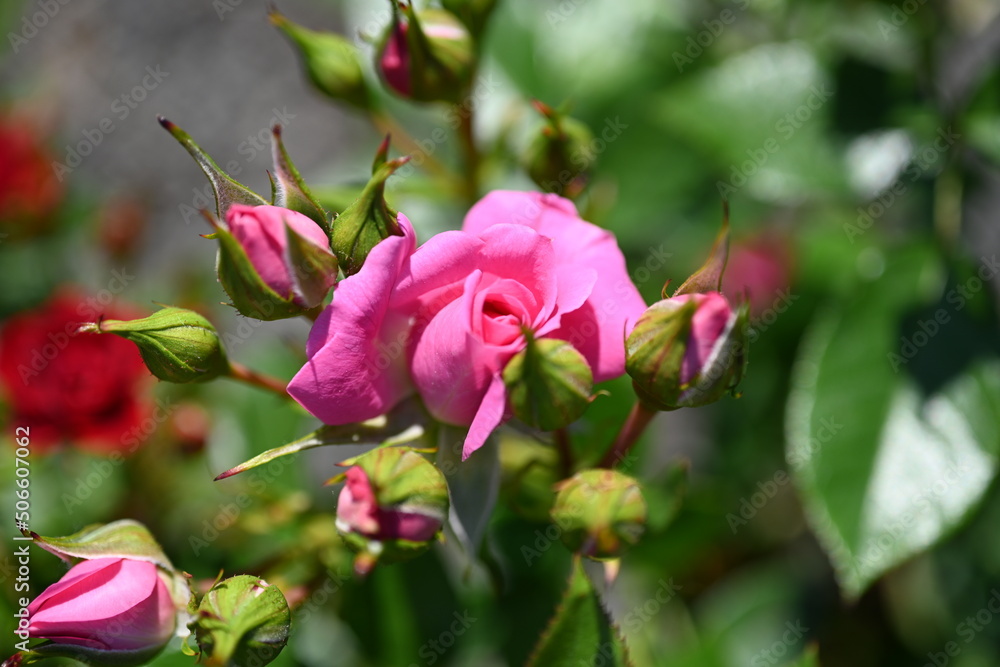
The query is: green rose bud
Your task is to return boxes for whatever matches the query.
[377,6,474,103]
[551,470,646,560]
[503,337,593,431]
[441,0,498,37]
[270,8,372,111]
[330,140,409,276]
[522,101,596,199]
[193,575,291,667]
[80,307,229,383]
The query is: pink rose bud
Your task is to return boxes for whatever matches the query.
[377,7,473,102]
[222,204,337,316]
[626,291,749,410]
[27,557,177,661]
[334,447,449,574]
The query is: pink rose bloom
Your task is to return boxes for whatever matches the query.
[225,204,335,308]
[289,190,647,458]
[337,466,442,542]
[28,557,176,654]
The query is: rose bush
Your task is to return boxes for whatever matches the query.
[289,190,646,457]
[0,292,151,454]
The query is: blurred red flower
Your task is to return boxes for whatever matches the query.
[722,233,795,320]
[0,113,63,237]
[0,291,152,454]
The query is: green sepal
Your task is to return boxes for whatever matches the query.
[83,306,229,383]
[441,0,498,38]
[625,298,697,411]
[215,398,428,480]
[330,152,409,276]
[269,7,372,111]
[270,125,330,233]
[207,213,310,321]
[158,117,267,218]
[193,575,290,667]
[382,5,475,103]
[28,519,175,569]
[284,221,339,308]
[24,641,168,667]
[503,337,593,431]
[673,202,730,297]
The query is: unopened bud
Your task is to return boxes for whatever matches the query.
[551,470,646,560]
[334,447,448,572]
[377,6,474,103]
[194,575,290,667]
[522,101,595,199]
[81,307,229,383]
[503,337,593,431]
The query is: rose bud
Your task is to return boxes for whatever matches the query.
[213,204,338,320]
[194,575,290,667]
[551,469,646,560]
[79,306,229,384]
[334,447,448,574]
[503,337,593,431]
[25,558,178,665]
[330,142,409,276]
[377,6,474,103]
[626,291,749,411]
[522,101,595,199]
[270,8,371,111]
[0,112,63,239]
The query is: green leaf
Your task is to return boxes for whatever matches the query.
[215,398,428,480]
[30,519,175,570]
[786,246,1000,599]
[158,117,267,217]
[270,125,330,233]
[527,557,631,667]
[194,575,290,667]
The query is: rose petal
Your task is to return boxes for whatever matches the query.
[288,217,417,425]
[462,373,507,460]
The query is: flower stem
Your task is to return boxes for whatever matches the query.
[598,401,657,469]
[554,428,574,477]
[227,361,290,399]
